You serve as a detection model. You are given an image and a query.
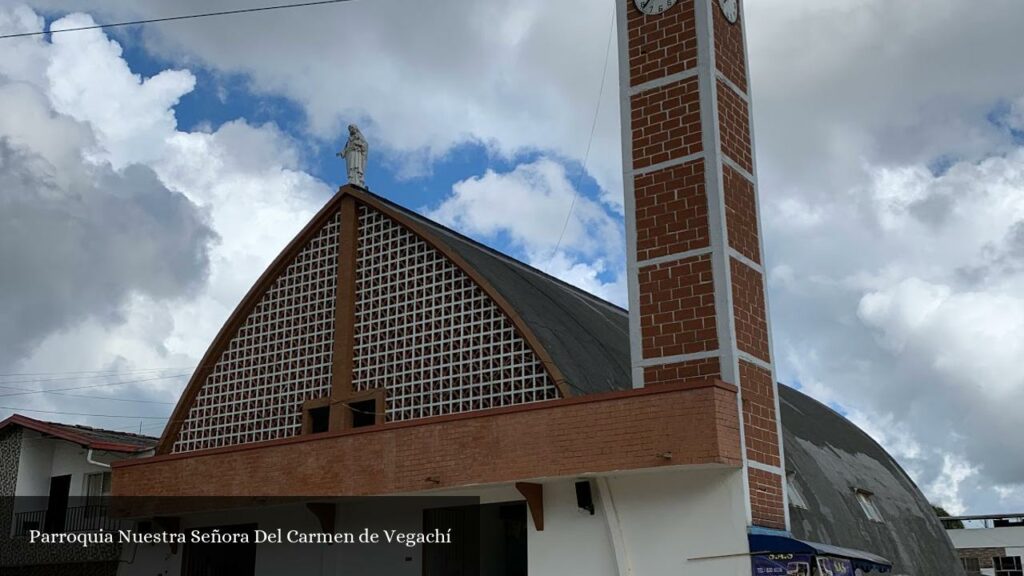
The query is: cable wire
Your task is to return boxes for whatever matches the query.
[0,405,169,419]
[0,373,190,399]
[0,0,357,40]
[0,366,193,378]
[544,7,616,272]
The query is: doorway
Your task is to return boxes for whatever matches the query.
[43,474,71,532]
[423,502,527,576]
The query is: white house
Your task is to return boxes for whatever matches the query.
[945,514,1024,576]
[0,413,155,575]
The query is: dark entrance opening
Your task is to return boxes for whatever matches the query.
[182,524,257,576]
[423,502,527,576]
[44,474,71,532]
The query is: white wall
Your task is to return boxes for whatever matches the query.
[948,526,1024,550]
[527,478,618,576]
[118,466,751,576]
[530,467,750,576]
[14,430,55,498]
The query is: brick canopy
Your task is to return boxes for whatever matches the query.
[115,381,742,498]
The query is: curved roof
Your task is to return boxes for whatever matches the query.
[780,386,962,575]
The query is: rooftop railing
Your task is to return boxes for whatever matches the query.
[940,513,1024,530]
[12,505,128,536]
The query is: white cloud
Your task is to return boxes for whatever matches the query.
[0,8,332,432]
[926,455,978,516]
[0,11,214,373]
[46,14,195,169]
[741,0,1024,513]
[22,0,624,207]
[768,128,1024,513]
[427,157,626,305]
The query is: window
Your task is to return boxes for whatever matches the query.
[302,398,332,435]
[787,473,808,509]
[83,472,111,522]
[854,489,883,522]
[344,389,384,429]
[84,472,111,499]
[995,556,1023,576]
[308,406,330,434]
[961,557,981,575]
[349,399,377,428]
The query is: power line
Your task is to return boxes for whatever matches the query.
[0,405,169,420]
[0,369,190,386]
[0,384,175,405]
[0,0,357,41]
[0,366,193,379]
[0,373,190,399]
[545,7,616,272]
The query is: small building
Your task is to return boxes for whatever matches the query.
[0,414,156,576]
[944,514,1024,576]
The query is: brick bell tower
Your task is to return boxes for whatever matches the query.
[616,0,789,530]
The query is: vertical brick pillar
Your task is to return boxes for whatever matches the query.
[616,0,788,530]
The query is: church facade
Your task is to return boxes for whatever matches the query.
[108,1,963,575]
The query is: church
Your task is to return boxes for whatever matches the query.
[108,1,963,575]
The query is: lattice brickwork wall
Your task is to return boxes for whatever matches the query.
[173,213,341,453]
[354,206,559,421]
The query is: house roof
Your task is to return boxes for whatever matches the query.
[0,414,157,453]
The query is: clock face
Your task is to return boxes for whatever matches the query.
[719,0,739,23]
[634,0,677,16]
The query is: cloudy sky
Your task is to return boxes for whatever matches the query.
[1,0,1022,515]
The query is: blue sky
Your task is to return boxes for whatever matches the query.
[110,24,621,286]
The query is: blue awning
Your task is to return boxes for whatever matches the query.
[749,534,893,573]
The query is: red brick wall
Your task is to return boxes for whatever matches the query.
[634,159,710,261]
[739,361,780,467]
[724,164,760,264]
[627,0,698,87]
[748,468,785,529]
[638,255,718,359]
[631,77,703,169]
[716,78,753,173]
[731,258,770,362]
[113,383,742,497]
[713,0,748,92]
[644,357,721,386]
[958,548,1004,570]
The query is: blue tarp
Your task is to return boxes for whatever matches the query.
[748,534,893,573]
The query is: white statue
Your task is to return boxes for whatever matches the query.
[339,124,368,187]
